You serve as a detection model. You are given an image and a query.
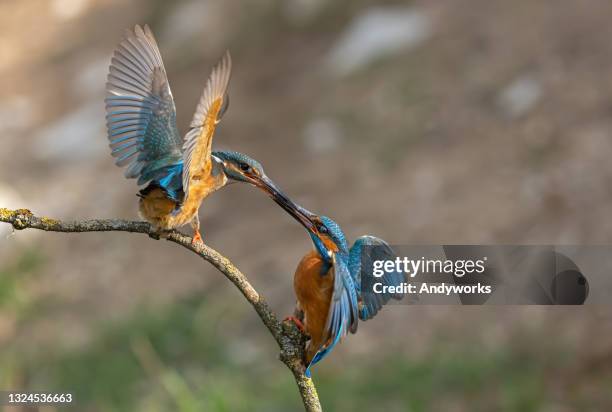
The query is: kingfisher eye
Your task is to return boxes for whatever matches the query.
[239,162,251,172]
[317,223,328,234]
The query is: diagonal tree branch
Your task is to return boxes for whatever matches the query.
[0,207,322,412]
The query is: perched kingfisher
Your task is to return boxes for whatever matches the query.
[105,25,259,242]
[273,203,408,377]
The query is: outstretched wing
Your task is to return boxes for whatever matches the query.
[105,24,183,185]
[349,236,408,320]
[182,51,232,205]
[306,254,359,377]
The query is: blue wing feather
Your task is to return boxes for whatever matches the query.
[105,25,183,190]
[305,323,343,378]
[349,236,408,320]
[305,254,358,376]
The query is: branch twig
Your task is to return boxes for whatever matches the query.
[0,207,322,412]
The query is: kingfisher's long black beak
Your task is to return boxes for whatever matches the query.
[252,175,317,233]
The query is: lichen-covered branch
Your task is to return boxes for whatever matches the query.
[0,207,322,412]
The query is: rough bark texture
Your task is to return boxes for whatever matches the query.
[0,207,322,412]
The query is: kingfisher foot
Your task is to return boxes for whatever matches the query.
[283,316,306,334]
[192,230,203,245]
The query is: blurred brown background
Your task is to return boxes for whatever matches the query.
[1,0,612,410]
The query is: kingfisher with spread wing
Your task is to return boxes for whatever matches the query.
[271,200,409,376]
[105,25,287,243]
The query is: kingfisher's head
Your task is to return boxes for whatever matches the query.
[276,201,348,260]
[301,212,348,259]
[211,150,302,216]
[212,150,265,184]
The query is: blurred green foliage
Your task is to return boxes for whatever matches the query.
[0,250,608,410]
[2,285,599,412]
[0,248,43,311]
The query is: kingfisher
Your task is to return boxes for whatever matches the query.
[273,203,408,377]
[105,25,257,242]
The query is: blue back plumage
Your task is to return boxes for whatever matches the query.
[148,163,184,202]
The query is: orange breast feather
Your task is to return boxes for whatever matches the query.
[293,250,334,364]
[168,172,226,228]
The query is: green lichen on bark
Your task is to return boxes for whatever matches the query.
[0,208,13,220]
[40,216,60,227]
